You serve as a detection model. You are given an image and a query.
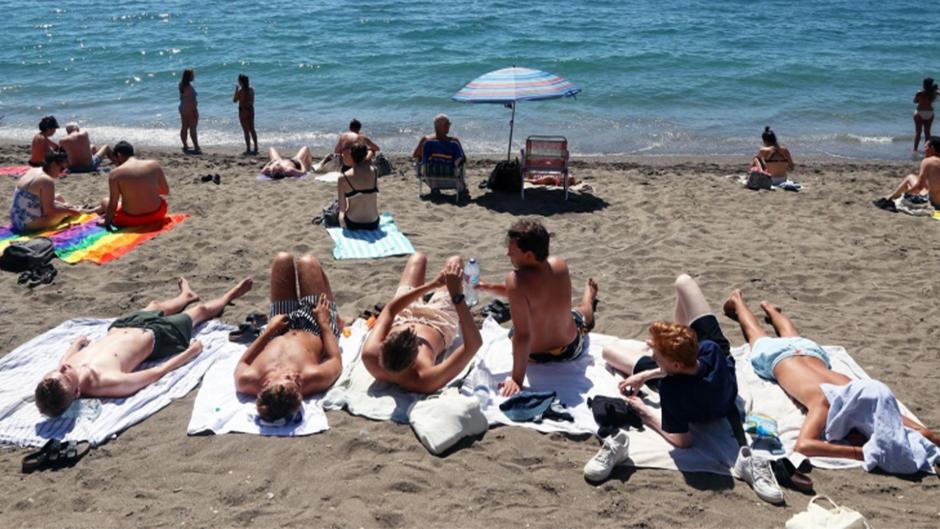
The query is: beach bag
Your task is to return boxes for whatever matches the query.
[372,153,393,177]
[408,388,488,455]
[487,159,522,192]
[746,166,773,190]
[313,201,340,227]
[0,237,55,273]
[785,496,870,529]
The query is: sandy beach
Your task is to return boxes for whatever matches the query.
[1,143,938,529]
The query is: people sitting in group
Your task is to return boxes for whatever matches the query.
[34,276,252,417]
[476,219,598,397]
[722,289,940,465]
[10,151,86,233]
[751,126,795,185]
[59,123,113,173]
[337,142,380,230]
[260,146,312,179]
[411,113,465,166]
[30,116,60,167]
[98,141,170,228]
[234,252,343,423]
[873,135,940,212]
[334,119,379,172]
[361,253,482,394]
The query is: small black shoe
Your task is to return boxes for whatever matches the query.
[872,198,897,212]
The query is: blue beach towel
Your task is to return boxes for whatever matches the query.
[326,212,415,260]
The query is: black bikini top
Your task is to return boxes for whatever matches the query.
[343,171,378,199]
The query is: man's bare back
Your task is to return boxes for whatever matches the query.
[59,130,94,169]
[108,157,168,216]
[921,155,940,205]
[509,256,577,353]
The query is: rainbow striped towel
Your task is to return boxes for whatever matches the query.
[0,166,31,178]
[326,212,414,260]
[0,213,188,265]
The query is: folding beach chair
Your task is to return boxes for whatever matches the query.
[520,135,570,200]
[416,139,467,203]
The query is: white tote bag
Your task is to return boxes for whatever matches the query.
[786,495,870,529]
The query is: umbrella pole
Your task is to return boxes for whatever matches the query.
[507,101,516,161]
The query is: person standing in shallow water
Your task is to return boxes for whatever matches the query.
[233,74,257,155]
[913,78,938,153]
[178,68,201,154]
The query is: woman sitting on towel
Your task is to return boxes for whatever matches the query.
[751,126,795,185]
[10,151,85,233]
[260,146,312,179]
[337,141,380,230]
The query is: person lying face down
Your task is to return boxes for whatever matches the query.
[602,274,738,449]
[361,253,482,394]
[474,219,599,397]
[722,289,940,462]
[35,276,253,417]
[234,253,343,422]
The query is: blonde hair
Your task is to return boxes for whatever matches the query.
[648,321,698,368]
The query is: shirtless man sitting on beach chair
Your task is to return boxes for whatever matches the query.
[59,123,113,173]
[873,135,940,212]
[362,253,482,394]
[723,289,940,460]
[34,276,253,417]
[476,219,598,397]
[29,116,60,167]
[411,114,466,166]
[98,141,170,228]
[234,252,344,422]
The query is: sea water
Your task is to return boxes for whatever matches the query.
[1,0,938,159]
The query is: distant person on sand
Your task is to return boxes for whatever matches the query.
[873,135,940,212]
[333,119,379,172]
[234,252,343,422]
[411,114,465,165]
[178,68,201,154]
[913,77,938,153]
[475,219,598,397]
[723,290,940,467]
[233,74,257,155]
[362,253,482,394]
[751,127,795,184]
[98,141,170,228]
[29,116,60,167]
[10,151,85,233]
[34,276,253,417]
[337,142,380,230]
[260,146,313,179]
[59,123,113,173]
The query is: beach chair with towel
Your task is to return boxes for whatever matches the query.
[416,139,467,203]
[521,135,571,200]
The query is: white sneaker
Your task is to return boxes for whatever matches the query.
[583,430,630,482]
[732,446,784,505]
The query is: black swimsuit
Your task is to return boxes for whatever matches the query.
[342,171,379,230]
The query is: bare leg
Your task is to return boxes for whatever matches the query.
[914,115,923,152]
[760,301,799,337]
[576,278,598,329]
[184,277,254,326]
[903,416,940,447]
[269,252,298,302]
[95,144,113,164]
[294,146,313,172]
[399,251,427,289]
[180,115,189,150]
[189,111,200,152]
[268,147,282,161]
[297,254,333,300]
[924,119,933,148]
[674,273,711,326]
[722,289,769,346]
[145,277,201,314]
[602,339,649,376]
[886,173,922,200]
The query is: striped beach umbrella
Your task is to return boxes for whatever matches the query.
[453,67,581,159]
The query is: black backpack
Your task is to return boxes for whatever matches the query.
[486,159,522,192]
[0,237,56,273]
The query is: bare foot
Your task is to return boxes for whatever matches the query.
[226,277,254,302]
[177,277,200,303]
[722,289,743,321]
[580,278,600,329]
[759,301,782,324]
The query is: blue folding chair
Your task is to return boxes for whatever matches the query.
[416,139,467,203]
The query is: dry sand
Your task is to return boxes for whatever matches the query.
[1,143,938,528]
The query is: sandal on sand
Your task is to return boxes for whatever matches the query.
[229,322,261,343]
[213,174,221,185]
[200,174,214,183]
[22,440,90,473]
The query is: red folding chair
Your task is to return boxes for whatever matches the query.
[520,135,570,200]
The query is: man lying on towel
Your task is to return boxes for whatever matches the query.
[234,252,344,422]
[475,219,599,397]
[723,289,940,464]
[97,141,170,228]
[35,276,253,417]
[362,253,482,394]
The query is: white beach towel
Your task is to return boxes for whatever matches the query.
[0,318,232,448]
[187,319,369,437]
[256,172,309,181]
[724,173,805,192]
[326,212,415,260]
[315,171,343,183]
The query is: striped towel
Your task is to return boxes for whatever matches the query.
[187,319,369,437]
[327,212,415,260]
[0,318,236,448]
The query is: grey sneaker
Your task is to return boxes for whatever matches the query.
[732,446,784,505]
[583,430,630,482]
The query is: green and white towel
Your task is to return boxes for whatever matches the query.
[327,212,415,260]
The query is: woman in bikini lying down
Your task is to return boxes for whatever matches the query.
[261,146,313,179]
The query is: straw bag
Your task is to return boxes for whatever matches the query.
[786,496,870,529]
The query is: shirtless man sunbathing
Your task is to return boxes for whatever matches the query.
[476,219,598,396]
[873,135,940,211]
[723,289,940,461]
[260,146,313,179]
[35,276,253,417]
[362,253,482,394]
[98,141,170,228]
[59,123,113,173]
[29,116,60,167]
[234,253,343,422]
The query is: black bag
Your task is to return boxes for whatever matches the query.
[313,201,340,227]
[0,237,55,273]
[588,395,644,438]
[372,153,394,177]
[486,159,522,192]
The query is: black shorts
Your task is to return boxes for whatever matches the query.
[344,217,380,230]
[689,314,731,356]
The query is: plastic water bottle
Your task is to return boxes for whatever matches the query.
[464,258,480,306]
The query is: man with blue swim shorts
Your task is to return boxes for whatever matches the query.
[60,123,113,173]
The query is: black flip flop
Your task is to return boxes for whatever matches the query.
[212,174,221,185]
[22,439,57,474]
[246,312,268,328]
[228,322,260,343]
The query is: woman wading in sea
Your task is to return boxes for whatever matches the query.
[179,68,201,154]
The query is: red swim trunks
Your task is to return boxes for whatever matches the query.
[112,199,168,227]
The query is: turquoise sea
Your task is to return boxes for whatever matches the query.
[1,0,938,158]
